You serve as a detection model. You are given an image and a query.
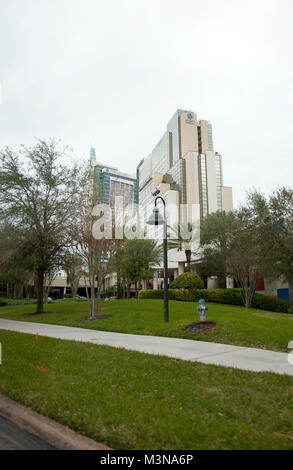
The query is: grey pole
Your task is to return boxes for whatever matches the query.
[155,196,169,322]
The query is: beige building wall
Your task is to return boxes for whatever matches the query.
[153,173,164,187]
[260,278,289,297]
[43,275,94,289]
[222,186,233,212]
[159,182,171,195]
[165,189,180,228]
[183,151,201,224]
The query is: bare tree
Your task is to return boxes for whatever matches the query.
[72,167,118,319]
[43,267,59,303]
[63,252,85,297]
[200,208,260,308]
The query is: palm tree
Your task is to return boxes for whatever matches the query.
[167,222,197,272]
[120,239,162,297]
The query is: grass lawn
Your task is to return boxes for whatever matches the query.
[0,330,292,450]
[0,299,293,352]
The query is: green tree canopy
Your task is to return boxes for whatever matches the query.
[199,209,261,308]
[0,139,81,313]
[120,238,162,297]
[247,187,293,305]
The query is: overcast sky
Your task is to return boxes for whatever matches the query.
[0,0,292,206]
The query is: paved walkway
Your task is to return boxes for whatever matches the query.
[0,318,292,376]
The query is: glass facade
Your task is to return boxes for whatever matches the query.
[93,163,138,209]
[138,155,151,189]
[215,154,223,211]
[151,132,169,175]
[138,110,228,229]
[199,154,208,218]
[167,111,180,164]
[208,123,213,151]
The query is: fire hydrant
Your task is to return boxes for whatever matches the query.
[197,298,208,322]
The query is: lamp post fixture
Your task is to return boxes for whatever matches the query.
[147,196,169,322]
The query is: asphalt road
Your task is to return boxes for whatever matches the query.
[0,415,55,450]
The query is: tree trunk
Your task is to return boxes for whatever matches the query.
[245,298,251,309]
[86,286,91,311]
[89,272,96,319]
[72,282,78,298]
[127,282,130,299]
[96,289,101,317]
[36,268,45,313]
[90,292,96,319]
[185,250,191,272]
[243,286,252,309]
[91,285,96,319]
[117,268,122,299]
[44,284,50,304]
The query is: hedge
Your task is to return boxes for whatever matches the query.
[139,289,195,302]
[138,288,290,313]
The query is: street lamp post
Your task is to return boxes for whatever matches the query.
[147,196,169,322]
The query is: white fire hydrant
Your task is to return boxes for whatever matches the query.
[197,298,208,322]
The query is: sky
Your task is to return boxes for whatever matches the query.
[0,0,292,206]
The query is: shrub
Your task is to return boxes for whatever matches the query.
[251,293,289,313]
[138,288,289,313]
[194,289,243,305]
[0,300,7,307]
[138,289,194,301]
[170,273,204,290]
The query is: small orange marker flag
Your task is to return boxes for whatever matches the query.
[35,332,39,340]
[29,364,47,373]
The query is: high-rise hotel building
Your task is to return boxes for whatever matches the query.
[137,109,233,279]
[90,147,138,209]
[138,109,232,221]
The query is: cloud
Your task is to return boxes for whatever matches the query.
[289,81,293,105]
[0,0,292,206]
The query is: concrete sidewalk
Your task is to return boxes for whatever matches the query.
[0,318,292,376]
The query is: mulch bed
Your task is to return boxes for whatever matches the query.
[76,315,112,322]
[186,321,217,334]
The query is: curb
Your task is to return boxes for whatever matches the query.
[0,394,111,450]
